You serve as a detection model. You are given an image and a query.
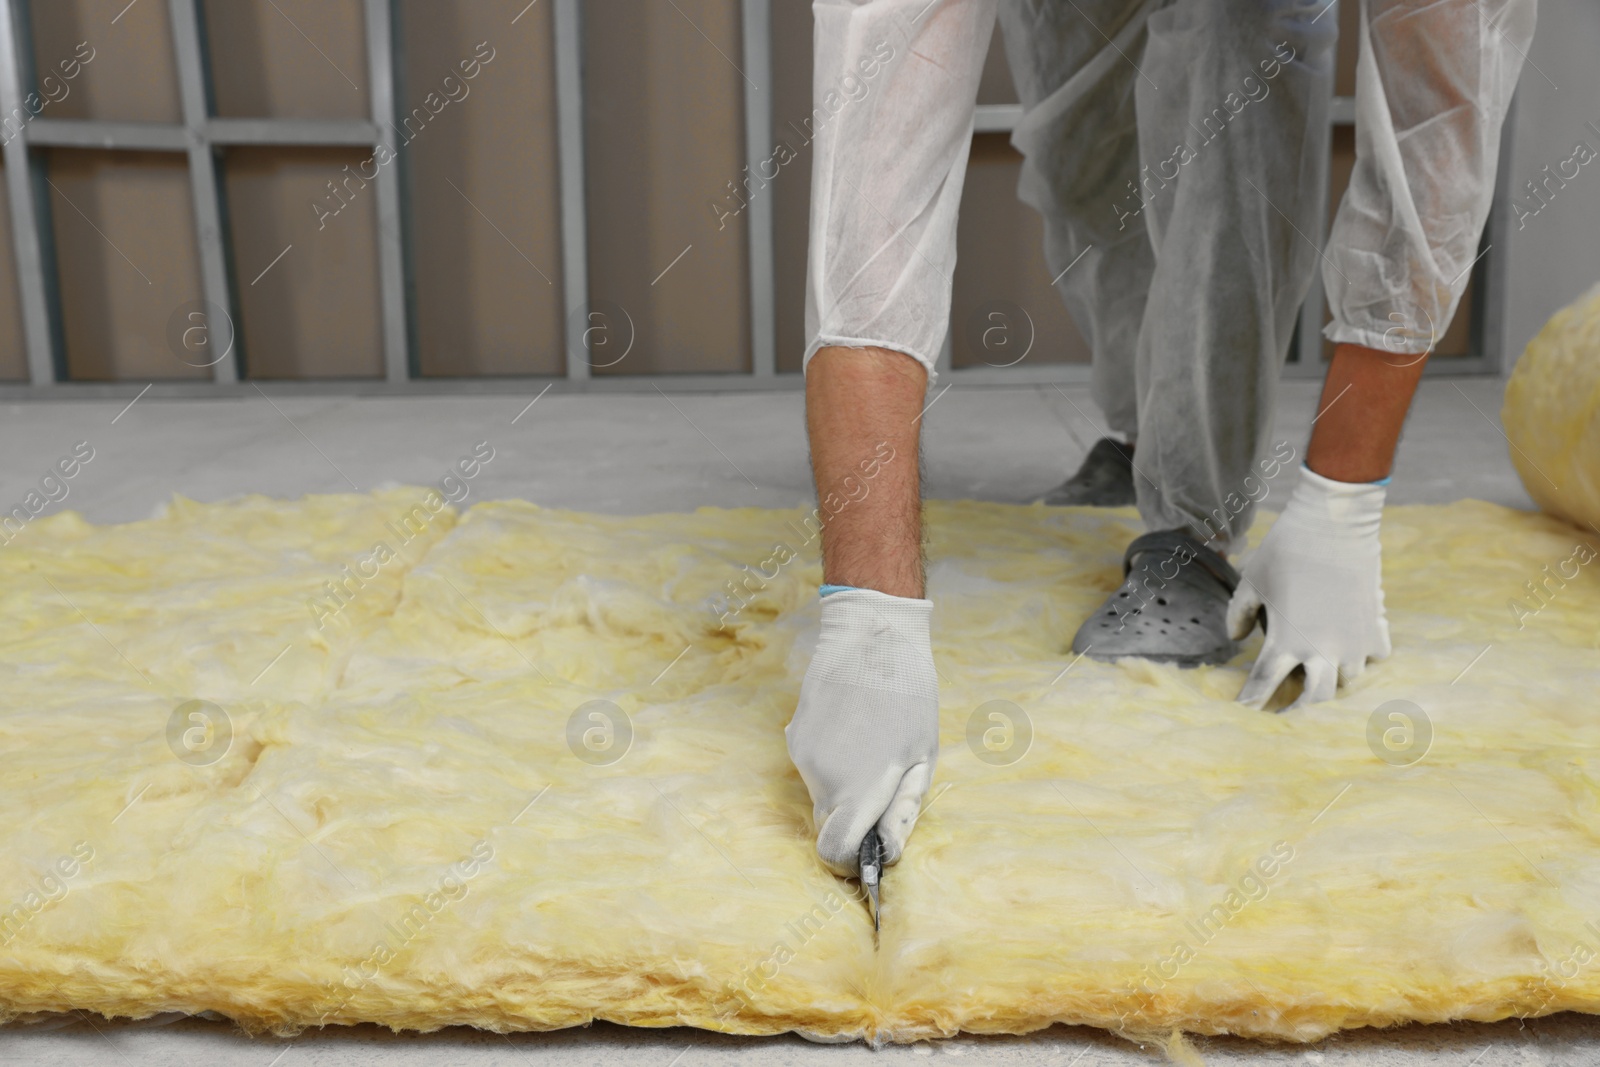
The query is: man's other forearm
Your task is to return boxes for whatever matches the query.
[1305,342,1428,483]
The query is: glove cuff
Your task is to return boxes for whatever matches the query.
[811,588,936,697]
[1289,465,1387,534]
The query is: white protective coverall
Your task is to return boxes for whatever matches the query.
[804,0,1535,549]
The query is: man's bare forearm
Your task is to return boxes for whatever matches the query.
[805,346,927,599]
[1304,342,1428,484]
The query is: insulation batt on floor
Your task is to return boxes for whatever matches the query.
[1,489,1599,1044]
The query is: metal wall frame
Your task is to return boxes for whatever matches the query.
[0,0,1507,398]
[0,0,411,389]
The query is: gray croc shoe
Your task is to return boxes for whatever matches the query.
[1037,438,1135,506]
[1071,529,1242,667]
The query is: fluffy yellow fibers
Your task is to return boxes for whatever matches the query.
[2,490,1598,1045]
[1504,279,1600,533]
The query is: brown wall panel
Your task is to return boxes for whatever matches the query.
[952,134,1088,369]
[0,162,28,380]
[29,0,180,123]
[975,18,1015,106]
[1318,123,1352,363]
[401,0,563,377]
[203,0,370,119]
[223,147,382,379]
[1335,0,1358,98]
[1327,124,1357,246]
[771,0,813,373]
[583,0,749,375]
[1437,278,1476,357]
[48,150,208,381]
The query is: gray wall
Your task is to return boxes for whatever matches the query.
[1501,3,1600,366]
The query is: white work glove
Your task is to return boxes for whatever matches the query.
[786,587,940,876]
[1227,466,1392,708]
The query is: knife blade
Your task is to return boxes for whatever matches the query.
[858,826,883,939]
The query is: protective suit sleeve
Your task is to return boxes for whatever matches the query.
[804,0,1000,381]
[1323,0,1536,355]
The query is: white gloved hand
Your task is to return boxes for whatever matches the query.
[1227,466,1391,708]
[786,587,940,876]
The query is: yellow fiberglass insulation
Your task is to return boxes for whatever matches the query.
[1504,279,1600,533]
[1,488,1599,1044]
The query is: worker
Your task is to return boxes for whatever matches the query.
[786,0,1536,876]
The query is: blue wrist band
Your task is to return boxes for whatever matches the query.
[819,584,856,597]
[1302,462,1392,487]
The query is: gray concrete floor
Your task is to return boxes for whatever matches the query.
[0,378,1538,524]
[4,377,1590,1065]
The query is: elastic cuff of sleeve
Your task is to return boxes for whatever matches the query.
[819,584,856,597]
[1321,322,1431,357]
[803,335,939,384]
